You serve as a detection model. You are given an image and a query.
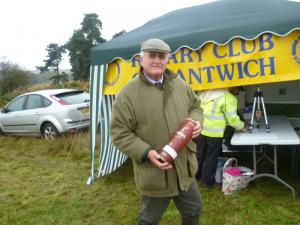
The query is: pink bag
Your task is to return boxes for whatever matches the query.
[224,167,241,176]
[222,158,254,195]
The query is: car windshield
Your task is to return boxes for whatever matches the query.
[55,91,89,105]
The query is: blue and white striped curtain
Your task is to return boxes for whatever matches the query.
[87,64,128,184]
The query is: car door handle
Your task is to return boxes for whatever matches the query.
[34,112,41,115]
[15,114,21,117]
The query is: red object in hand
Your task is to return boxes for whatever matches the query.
[159,120,195,163]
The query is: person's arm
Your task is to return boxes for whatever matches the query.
[224,93,245,131]
[110,92,151,162]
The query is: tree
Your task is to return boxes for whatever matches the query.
[37,43,66,86]
[0,60,30,93]
[49,71,69,84]
[66,13,106,81]
[66,30,90,81]
[81,13,105,45]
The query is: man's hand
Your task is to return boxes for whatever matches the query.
[148,150,172,170]
[186,118,202,138]
[241,120,249,132]
[241,127,247,132]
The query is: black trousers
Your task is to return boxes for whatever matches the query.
[138,180,202,225]
[196,134,223,186]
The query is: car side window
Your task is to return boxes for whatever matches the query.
[42,96,52,107]
[26,95,44,109]
[6,96,27,112]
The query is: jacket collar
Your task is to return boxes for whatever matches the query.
[139,67,177,86]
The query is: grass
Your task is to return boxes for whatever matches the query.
[1,133,300,225]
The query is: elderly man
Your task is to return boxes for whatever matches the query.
[110,38,203,225]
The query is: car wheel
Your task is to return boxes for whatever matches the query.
[42,122,58,139]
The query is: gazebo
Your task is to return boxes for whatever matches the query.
[87,0,300,184]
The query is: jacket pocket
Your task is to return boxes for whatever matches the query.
[135,163,167,191]
[187,141,197,153]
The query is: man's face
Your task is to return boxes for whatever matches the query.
[140,51,169,80]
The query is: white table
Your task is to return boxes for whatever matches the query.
[231,115,300,198]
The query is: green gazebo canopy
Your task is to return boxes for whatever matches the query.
[91,0,300,66]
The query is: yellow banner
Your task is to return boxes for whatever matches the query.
[103,30,300,95]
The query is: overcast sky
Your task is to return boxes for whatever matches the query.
[0,0,217,71]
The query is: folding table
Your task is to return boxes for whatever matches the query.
[231,115,300,198]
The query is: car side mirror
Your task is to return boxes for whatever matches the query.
[1,108,9,113]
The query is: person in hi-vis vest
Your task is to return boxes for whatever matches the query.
[195,87,246,187]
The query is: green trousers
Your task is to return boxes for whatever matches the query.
[138,180,202,225]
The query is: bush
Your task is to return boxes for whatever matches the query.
[0,94,14,108]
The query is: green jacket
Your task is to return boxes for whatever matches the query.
[110,68,203,197]
[200,90,244,137]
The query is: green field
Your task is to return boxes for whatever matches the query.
[1,133,300,225]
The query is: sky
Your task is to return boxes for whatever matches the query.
[0,0,216,71]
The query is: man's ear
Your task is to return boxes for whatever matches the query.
[140,56,144,67]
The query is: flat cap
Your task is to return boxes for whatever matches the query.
[141,38,170,53]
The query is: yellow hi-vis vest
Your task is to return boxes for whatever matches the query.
[200,92,244,138]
